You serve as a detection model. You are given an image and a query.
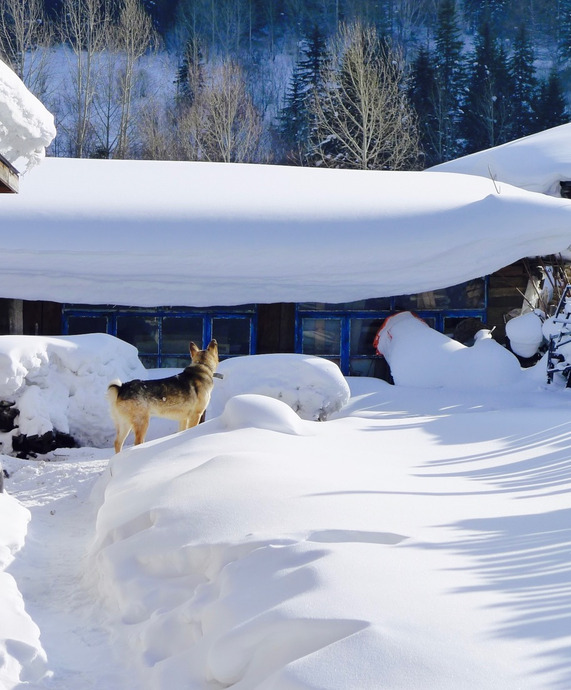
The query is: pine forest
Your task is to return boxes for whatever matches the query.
[2,0,570,169]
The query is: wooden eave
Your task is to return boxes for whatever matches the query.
[0,153,19,193]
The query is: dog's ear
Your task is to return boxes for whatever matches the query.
[207,339,218,352]
[189,342,200,360]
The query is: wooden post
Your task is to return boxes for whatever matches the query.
[8,299,24,334]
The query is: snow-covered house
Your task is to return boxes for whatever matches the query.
[2,125,571,376]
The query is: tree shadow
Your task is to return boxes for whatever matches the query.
[415,510,571,688]
[419,411,571,496]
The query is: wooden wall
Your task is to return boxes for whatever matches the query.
[0,299,61,336]
[486,261,530,343]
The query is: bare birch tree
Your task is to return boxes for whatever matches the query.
[114,0,157,158]
[310,22,420,170]
[0,0,53,95]
[178,60,264,163]
[60,0,112,158]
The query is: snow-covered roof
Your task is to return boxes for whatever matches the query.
[428,123,571,196]
[0,58,56,173]
[3,155,571,307]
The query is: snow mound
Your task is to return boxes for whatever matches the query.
[209,354,350,421]
[0,334,146,449]
[219,394,310,435]
[377,311,522,388]
[0,490,47,687]
[0,58,56,172]
[505,311,545,358]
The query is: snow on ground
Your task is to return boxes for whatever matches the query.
[1,333,571,689]
[0,58,56,172]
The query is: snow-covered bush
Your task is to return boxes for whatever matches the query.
[208,353,350,421]
[376,311,522,388]
[505,311,545,358]
[0,334,145,450]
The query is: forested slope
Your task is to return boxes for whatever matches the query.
[2,0,570,168]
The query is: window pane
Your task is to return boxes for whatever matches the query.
[299,297,391,311]
[302,318,341,356]
[394,278,486,312]
[66,316,108,335]
[117,316,159,354]
[139,355,159,369]
[162,317,203,353]
[349,357,393,381]
[212,318,251,356]
[444,316,484,343]
[452,279,486,309]
[161,355,193,369]
[350,318,385,356]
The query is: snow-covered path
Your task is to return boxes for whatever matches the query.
[3,449,136,690]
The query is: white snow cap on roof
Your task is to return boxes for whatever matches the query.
[428,123,571,196]
[2,156,571,307]
[0,58,56,172]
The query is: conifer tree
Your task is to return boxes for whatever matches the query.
[432,0,466,161]
[408,46,440,167]
[534,68,569,131]
[559,0,571,63]
[461,20,512,154]
[277,25,327,162]
[175,34,204,106]
[509,25,538,139]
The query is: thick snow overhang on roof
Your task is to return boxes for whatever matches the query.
[428,123,571,196]
[2,157,571,308]
[0,58,56,173]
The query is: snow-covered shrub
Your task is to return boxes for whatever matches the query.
[208,353,350,421]
[0,334,145,450]
[376,311,522,388]
[505,311,545,358]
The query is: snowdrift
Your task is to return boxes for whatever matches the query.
[376,311,523,388]
[209,353,350,421]
[1,334,571,687]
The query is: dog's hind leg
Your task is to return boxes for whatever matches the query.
[114,420,132,454]
[187,410,204,429]
[132,414,150,446]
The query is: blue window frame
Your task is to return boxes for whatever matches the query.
[62,305,257,368]
[296,279,488,376]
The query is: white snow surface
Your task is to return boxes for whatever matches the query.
[2,332,571,688]
[429,122,571,196]
[0,59,56,172]
[208,354,350,421]
[2,155,571,307]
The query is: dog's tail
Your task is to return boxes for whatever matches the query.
[107,379,122,406]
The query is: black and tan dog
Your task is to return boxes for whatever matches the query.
[107,339,219,454]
